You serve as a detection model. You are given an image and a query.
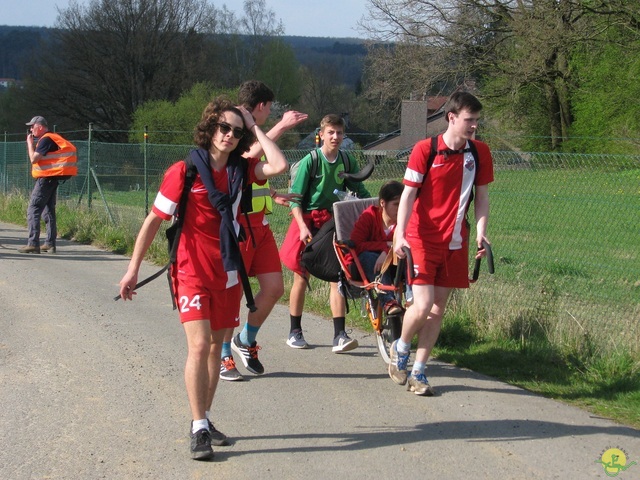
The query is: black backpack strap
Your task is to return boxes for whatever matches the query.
[427,135,438,174]
[114,159,197,302]
[301,149,320,210]
[239,158,256,248]
[166,158,197,308]
[170,158,197,263]
[467,139,480,204]
[309,148,320,178]
[415,136,439,194]
[338,150,350,174]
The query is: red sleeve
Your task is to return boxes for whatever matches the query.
[151,161,186,221]
[246,156,267,186]
[403,138,431,188]
[350,206,389,255]
[473,140,494,186]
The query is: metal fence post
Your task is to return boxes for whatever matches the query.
[2,131,6,195]
[87,123,93,209]
[144,125,149,216]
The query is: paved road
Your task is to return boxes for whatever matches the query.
[1,221,639,479]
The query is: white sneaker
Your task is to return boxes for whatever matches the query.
[332,331,358,353]
[287,330,309,349]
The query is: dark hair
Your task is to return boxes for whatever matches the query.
[319,114,345,131]
[193,96,256,152]
[444,91,483,121]
[379,180,403,203]
[238,80,275,110]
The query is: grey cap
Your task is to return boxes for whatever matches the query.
[26,116,48,127]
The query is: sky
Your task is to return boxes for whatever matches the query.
[0,0,369,38]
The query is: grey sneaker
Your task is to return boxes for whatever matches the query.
[407,372,435,396]
[190,428,214,460]
[41,244,56,253]
[287,329,308,349]
[207,420,230,447]
[220,355,244,382]
[17,245,40,254]
[388,339,409,385]
[332,331,359,353]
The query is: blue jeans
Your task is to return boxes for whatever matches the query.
[358,251,395,305]
[27,177,60,247]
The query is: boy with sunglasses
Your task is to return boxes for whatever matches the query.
[118,97,288,460]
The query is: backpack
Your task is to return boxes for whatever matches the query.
[114,160,196,302]
[115,152,256,310]
[300,218,341,283]
[289,148,351,205]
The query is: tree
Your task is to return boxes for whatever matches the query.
[254,39,302,106]
[360,0,640,150]
[129,83,237,145]
[222,0,287,85]
[568,29,640,154]
[21,0,232,140]
[297,63,356,126]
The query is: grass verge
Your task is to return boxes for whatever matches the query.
[2,191,639,429]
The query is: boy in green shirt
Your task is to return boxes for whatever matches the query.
[280,114,370,352]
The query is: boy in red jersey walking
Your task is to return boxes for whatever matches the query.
[389,91,494,396]
[118,97,287,460]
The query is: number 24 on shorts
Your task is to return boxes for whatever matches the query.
[179,295,202,312]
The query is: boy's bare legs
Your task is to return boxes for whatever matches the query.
[286,271,309,348]
[249,271,285,326]
[221,271,284,376]
[289,271,308,316]
[390,284,451,394]
[329,281,346,317]
[184,320,213,424]
[330,280,358,352]
[413,286,451,365]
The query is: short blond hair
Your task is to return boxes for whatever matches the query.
[319,114,345,131]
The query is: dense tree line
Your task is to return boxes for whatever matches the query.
[359,0,640,152]
[1,0,637,153]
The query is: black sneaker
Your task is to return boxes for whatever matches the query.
[207,420,230,447]
[190,428,214,460]
[231,333,264,375]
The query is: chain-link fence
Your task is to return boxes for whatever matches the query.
[2,135,639,356]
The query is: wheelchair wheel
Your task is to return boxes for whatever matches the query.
[375,313,402,365]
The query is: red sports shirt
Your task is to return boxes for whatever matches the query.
[152,156,264,289]
[403,136,494,249]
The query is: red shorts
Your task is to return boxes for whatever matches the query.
[173,279,242,330]
[408,238,470,288]
[241,224,282,277]
[279,210,332,275]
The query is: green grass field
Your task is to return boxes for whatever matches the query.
[2,160,639,427]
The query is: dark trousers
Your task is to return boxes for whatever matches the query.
[358,251,395,304]
[27,177,59,247]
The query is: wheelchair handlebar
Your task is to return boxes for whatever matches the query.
[471,240,494,282]
[338,158,375,182]
[393,246,415,287]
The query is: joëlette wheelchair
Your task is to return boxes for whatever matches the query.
[332,198,415,364]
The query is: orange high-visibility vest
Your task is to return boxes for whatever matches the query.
[32,132,78,178]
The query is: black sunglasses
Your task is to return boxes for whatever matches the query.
[216,122,245,139]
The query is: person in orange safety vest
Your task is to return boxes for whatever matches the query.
[18,116,77,254]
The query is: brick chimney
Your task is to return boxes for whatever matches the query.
[401,100,428,147]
